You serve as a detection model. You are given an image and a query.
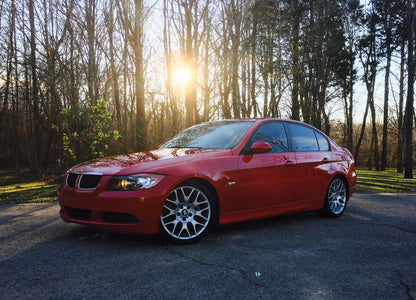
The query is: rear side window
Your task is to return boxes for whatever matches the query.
[287,123,319,152]
[315,130,330,151]
[251,122,289,153]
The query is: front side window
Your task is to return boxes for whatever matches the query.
[251,122,289,153]
[287,123,319,152]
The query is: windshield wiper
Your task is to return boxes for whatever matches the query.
[161,146,202,149]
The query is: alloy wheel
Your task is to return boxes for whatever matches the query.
[327,178,347,215]
[161,185,212,241]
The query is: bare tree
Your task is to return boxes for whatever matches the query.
[397,42,406,173]
[357,7,381,169]
[134,0,147,150]
[403,0,415,179]
[289,0,301,121]
[163,0,180,133]
[28,0,42,173]
[104,1,121,129]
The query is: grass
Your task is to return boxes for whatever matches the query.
[355,167,416,193]
[0,167,415,203]
[0,172,61,203]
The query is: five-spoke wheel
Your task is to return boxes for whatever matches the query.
[322,176,347,217]
[160,182,215,243]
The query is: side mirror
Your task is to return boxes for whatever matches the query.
[249,142,272,154]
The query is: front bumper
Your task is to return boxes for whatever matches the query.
[58,175,181,234]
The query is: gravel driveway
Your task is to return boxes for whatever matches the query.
[1,193,415,299]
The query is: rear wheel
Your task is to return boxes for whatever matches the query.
[321,176,347,217]
[160,182,216,243]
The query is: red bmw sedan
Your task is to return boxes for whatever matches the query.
[58,119,356,243]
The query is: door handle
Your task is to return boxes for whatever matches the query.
[284,160,296,166]
[322,158,330,163]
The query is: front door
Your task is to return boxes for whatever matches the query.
[236,122,298,211]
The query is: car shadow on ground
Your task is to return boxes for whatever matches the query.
[60,211,322,248]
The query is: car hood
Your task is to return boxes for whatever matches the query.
[68,148,231,175]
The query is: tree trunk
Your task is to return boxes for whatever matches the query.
[290,11,300,121]
[354,95,370,163]
[28,0,41,173]
[134,0,147,150]
[0,1,14,142]
[183,0,197,127]
[381,17,392,171]
[369,89,380,170]
[163,0,179,134]
[106,3,121,129]
[403,0,415,179]
[202,6,210,122]
[122,12,129,153]
[229,0,241,119]
[347,62,354,151]
[397,44,405,173]
[250,17,257,118]
[86,0,98,104]
[12,0,19,170]
[263,73,269,117]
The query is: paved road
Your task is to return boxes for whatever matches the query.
[1,193,415,299]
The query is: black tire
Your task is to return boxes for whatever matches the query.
[321,176,348,218]
[160,181,216,244]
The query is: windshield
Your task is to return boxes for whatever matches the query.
[161,121,255,149]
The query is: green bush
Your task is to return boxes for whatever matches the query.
[60,99,120,165]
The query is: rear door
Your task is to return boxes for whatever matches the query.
[286,123,332,203]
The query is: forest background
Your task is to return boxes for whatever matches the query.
[0,0,415,178]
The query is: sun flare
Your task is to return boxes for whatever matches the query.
[174,69,191,84]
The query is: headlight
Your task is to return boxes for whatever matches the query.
[107,173,166,190]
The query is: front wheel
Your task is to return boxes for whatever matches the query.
[321,177,347,218]
[160,182,216,243]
